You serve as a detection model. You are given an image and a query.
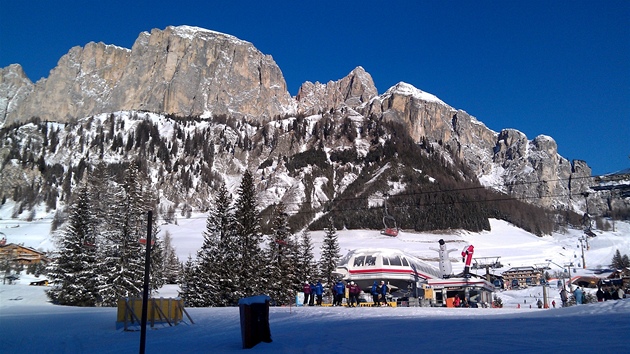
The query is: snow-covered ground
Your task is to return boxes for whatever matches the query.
[1,203,629,353]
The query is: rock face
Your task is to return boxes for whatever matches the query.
[0,64,33,124]
[296,66,377,114]
[361,82,593,209]
[3,26,294,125]
[0,25,598,214]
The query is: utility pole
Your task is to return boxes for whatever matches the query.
[578,237,586,269]
[564,262,574,293]
[139,211,153,354]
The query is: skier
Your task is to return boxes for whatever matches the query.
[371,281,380,306]
[314,280,324,306]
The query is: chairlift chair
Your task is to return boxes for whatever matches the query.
[139,237,155,246]
[380,200,399,237]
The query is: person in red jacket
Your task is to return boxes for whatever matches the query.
[302,281,312,306]
[348,281,361,307]
[453,294,461,307]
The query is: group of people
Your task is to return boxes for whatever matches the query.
[302,279,391,307]
[596,286,625,302]
[302,281,324,306]
[452,294,471,308]
[371,280,389,306]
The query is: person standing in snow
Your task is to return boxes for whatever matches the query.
[314,281,324,306]
[308,282,316,306]
[552,300,556,308]
[574,287,584,305]
[302,281,312,306]
[333,280,345,306]
[560,289,568,307]
[596,286,605,302]
[371,281,380,306]
[347,281,360,307]
[379,280,389,306]
[617,287,625,299]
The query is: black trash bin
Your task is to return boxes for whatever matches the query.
[238,295,272,349]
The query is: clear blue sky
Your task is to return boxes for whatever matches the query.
[1,0,628,175]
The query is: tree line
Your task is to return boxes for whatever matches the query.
[178,170,342,307]
[45,161,180,306]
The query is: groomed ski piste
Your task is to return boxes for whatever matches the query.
[1,202,629,353]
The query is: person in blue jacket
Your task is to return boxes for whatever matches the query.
[333,280,346,306]
[314,280,324,306]
[308,282,316,306]
[574,287,584,305]
[379,280,389,306]
[371,281,380,306]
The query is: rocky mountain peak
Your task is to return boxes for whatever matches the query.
[0,64,34,123]
[1,25,295,126]
[296,66,377,115]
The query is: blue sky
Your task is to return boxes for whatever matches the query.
[1,0,628,175]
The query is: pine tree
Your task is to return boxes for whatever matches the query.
[233,170,265,298]
[162,231,181,284]
[319,217,341,295]
[46,184,100,306]
[265,202,296,305]
[611,249,630,269]
[196,184,235,306]
[148,231,165,292]
[179,256,205,307]
[98,162,152,305]
[296,229,317,283]
[213,184,242,306]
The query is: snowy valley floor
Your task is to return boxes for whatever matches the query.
[1,281,629,354]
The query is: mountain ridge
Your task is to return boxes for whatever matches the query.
[0,25,627,230]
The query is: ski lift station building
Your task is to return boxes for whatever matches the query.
[334,248,495,306]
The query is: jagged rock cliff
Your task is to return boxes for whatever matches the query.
[0,64,33,124]
[3,26,294,125]
[296,66,377,114]
[1,25,614,219]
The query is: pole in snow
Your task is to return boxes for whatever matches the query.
[139,211,153,354]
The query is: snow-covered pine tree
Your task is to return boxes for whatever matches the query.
[213,184,243,306]
[46,184,100,306]
[148,231,165,293]
[611,249,630,269]
[265,202,296,305]
[233,170,265,298]
[319,217,341,294]
[178,256,206,307]
[98,162,152,306]
[195,184,235,306]
[162,231,181,284]
[296,229,317,283]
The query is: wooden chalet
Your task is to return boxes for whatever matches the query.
[0,243,49,265]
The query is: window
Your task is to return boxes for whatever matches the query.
[353,256,365,267]
[388,256,402,266]
[382,257,390,266]
[366,255,376,266]
[401,257,409,267]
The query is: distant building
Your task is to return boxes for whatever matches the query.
[0,243,49,265]
[502,266,542,289]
